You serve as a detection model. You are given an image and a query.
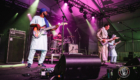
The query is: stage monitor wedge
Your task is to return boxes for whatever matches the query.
[54,54,101,80]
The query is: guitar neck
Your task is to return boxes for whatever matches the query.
[115,41,121,45]
[43,26,55,31]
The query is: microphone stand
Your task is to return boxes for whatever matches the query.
[55,0,68,55]
[76,29,81,53]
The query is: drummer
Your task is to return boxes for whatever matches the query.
[56,33,62,41]
[53,33,63,53]
[53,33,62,41]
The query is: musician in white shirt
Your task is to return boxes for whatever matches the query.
[97,24,117,65]
[108,34,121,64]
[27,8,59,68]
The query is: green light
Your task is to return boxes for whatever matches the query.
[0,64,25,68]
[10,0,40,31]
[29,0,40,15]
[14,13,18,18]
[86,19,95,35]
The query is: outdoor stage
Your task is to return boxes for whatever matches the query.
[0,56,125,80]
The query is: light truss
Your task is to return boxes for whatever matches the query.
[102,0,140,16]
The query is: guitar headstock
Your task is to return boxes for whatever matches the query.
[118,40,121,43]
[59,22,68,26]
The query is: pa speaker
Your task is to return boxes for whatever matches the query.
[54,54,101,80]
[124,57,140,66]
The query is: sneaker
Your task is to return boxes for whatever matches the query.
[110,62,114,64]
[38,63,46,67]
[27,63,31,68]
[114,62,118,64]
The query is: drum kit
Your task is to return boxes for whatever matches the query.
[49,35,74,53]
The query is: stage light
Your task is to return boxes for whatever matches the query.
[64,3,68,6]
[69,7,72,13]
[15,13,18,16]
[64,0,68,3]
[79,6,83,13]
[83,11,87,19]
[91,13,95,19]
[68,3,73,13]
[58,22,60,25]
[27,13,32,21]
[14,13,18,19]
[27,13,30,15]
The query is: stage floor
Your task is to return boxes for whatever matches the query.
[0,60,126,80]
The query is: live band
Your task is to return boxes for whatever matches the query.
[27,8,120,68]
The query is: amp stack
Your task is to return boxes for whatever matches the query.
[6,28,26,63]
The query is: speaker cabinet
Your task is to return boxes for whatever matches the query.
[6,29,26,63]
[54,54,101,80]
[65,44,78,54]
[124,57,140,66]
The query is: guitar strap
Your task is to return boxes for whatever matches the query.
[44,17,49,28]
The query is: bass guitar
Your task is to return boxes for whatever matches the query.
[33,22,68,38]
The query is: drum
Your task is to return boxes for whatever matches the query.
[50,40,58,49]
[64,38,71,43]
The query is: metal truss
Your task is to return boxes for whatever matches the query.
[68,0,99,14]
[102,0,140,16]
[4,0,140,18]
[4,0,40,13]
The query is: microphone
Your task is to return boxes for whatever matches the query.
[75,28,78,32]
[118,22,122,24]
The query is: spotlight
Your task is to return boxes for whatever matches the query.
[68,3,73,13]
[64,3,67,6]
[91,13,95,18]
[83,11,87,19]
[69,7,73,13]
[118,22,122,24]
[64,0,68,3]
[79,6,83,13]
[27,13,30,15]
[16,13,18,15]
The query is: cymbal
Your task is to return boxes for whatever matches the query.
[55,39,62,41]
[68,36,74,37]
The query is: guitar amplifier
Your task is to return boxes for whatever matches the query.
[65,44,78,54]
[6,29,26,63]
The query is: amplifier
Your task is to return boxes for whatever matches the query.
[65,44,78,54]
[6,29,26,63]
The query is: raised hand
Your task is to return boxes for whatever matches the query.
[36,24,41,30]
[113,37,119,40]
[51,24,59,31]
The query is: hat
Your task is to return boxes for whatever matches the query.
[112,34,116,38]
[40,8,47,14]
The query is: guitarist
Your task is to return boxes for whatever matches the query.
[108,34,121,64]
[97,24,118,65]
[27,8,59,68]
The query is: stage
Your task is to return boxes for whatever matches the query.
[0,59,126,80]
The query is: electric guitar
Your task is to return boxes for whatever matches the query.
[100,37,119,46]
[33,22,68,38]
[109,40,121,50]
